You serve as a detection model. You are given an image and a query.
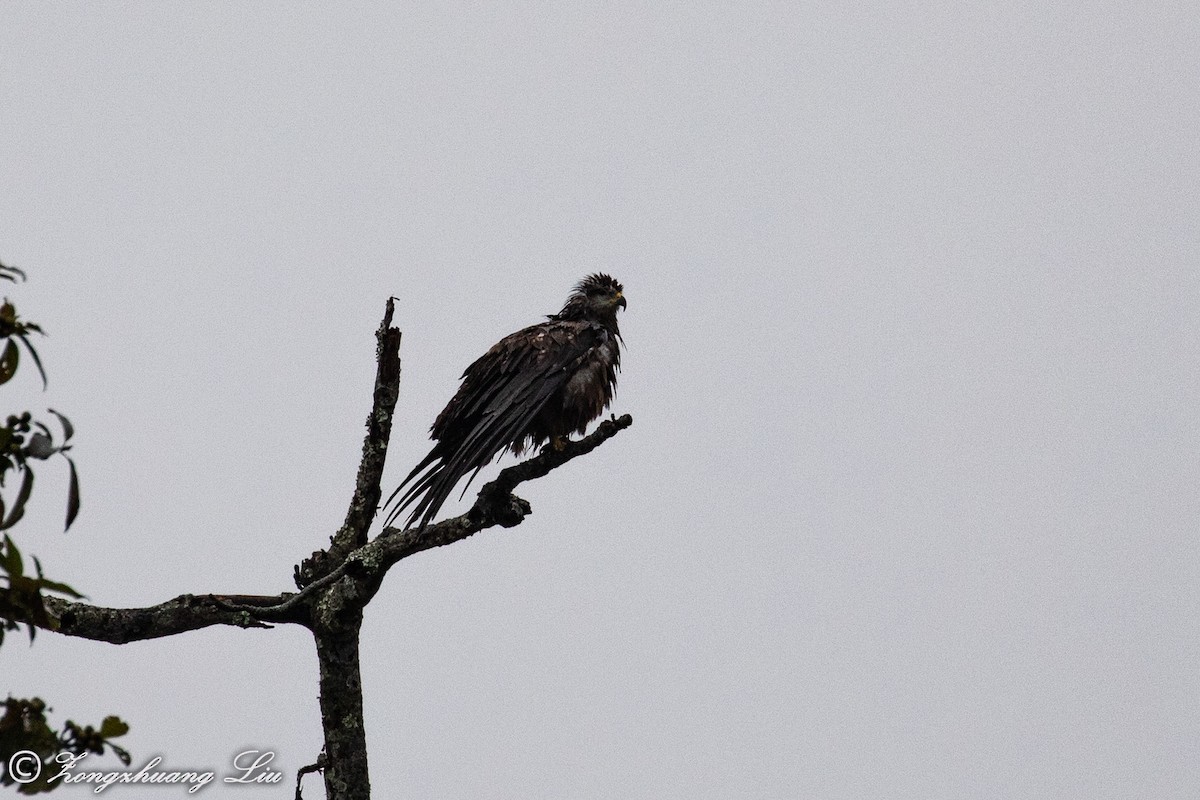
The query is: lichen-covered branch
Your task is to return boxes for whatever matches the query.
[478,413,634,499]
[296,298,402,589]
[360,413,634,585]
[33,593,285,644]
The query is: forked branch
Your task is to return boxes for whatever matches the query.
[8,298,633,800]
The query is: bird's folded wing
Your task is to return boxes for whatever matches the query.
[382,320,606,530]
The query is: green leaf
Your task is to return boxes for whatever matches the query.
[47,408,74,442]
[109,741,132,767]
[24,432,54,460]
[99,715,130,739]
[16,335,46,389]
[0,263,26,281]
[0,467,34,531]
[65,457,80,531]
[35,576,85,600]
[2,534,23,577]
[0,339,18,385]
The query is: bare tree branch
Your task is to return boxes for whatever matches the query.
[34,593,282,644]
[294,751,326,800]
[372,413,635,570]
[219,414,635,618]
[295,297,402,589]
[22,412,635,642]
[4,296,634,800]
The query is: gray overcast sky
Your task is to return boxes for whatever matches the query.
[2,3,1198,798]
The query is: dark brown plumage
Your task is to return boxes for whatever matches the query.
[383,274,626,531]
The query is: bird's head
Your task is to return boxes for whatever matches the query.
[561,273,626,320]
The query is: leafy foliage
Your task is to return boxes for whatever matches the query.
[0,295,48,390]
[0,410,81,533]
[0,264,85,642]
[0,535,84,646]
[0,697,130,794]
[0,257,126,791]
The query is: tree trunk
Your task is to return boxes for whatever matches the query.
[314,602,370,799]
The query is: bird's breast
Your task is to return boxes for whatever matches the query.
[564,337,618,404]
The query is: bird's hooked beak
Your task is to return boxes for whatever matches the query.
[616,292,627,310]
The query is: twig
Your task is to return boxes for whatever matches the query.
[294,750,327,800]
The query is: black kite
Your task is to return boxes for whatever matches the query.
[383,273,626,531]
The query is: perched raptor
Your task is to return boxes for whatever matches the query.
[383,273,626,531]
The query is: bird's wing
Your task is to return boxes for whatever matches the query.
[382,319,606,531]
